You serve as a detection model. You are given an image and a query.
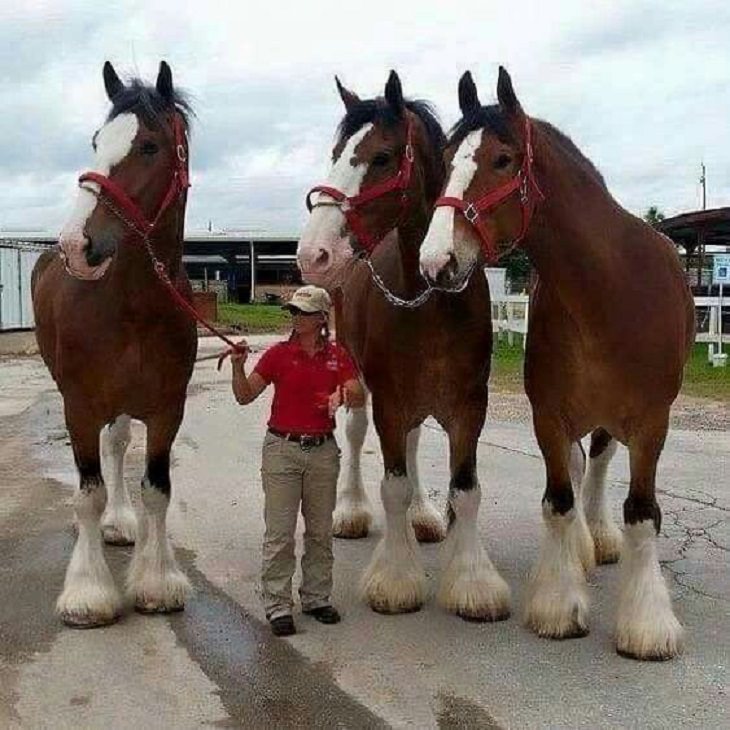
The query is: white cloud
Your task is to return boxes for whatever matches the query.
[1,0,728,233]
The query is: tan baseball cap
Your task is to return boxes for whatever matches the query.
[283,285,332,314]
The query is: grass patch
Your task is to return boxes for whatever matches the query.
[218,303,290,333]
[488,338,730,402]
[681,343,730,400]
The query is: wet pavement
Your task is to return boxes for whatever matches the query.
[0,335,728,728]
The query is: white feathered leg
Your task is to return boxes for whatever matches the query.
[362,473,426,613]
[582,436,622,564]
[57,479,121,627]
[407,427,445,543]
[525,502,593,639]
[438,486,511,621]
[333,404,373,539]
[100,415,138,545]
[127,482,190,613]
[616,520,683,660]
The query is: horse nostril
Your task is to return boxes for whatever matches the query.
[315,248,330,268]
[84,238,104,267]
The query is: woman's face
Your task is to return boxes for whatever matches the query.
[290,308,325,336]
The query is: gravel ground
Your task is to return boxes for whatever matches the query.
[487,391,730,431]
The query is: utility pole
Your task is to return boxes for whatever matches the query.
[700,162,707,210]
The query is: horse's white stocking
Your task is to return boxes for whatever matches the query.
[525,502,594,638]
[438,486,511,621]
[407,427,445,543]
[333,404,372,538]
[362,473,426,613]
[616,520,683,660]
[100,415,137,545]
[127,482,190,612]
[582,437,622,564]
[568,442,596,572]
[57,480,121,626]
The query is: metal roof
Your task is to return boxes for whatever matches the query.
[658,207,730,250]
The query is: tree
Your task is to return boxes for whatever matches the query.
[644,206,666,227]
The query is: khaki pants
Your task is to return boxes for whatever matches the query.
[261,431,340,620]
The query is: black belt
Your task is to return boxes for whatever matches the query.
[268,428,334,449]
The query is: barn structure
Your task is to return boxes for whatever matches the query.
[0,232,301,329]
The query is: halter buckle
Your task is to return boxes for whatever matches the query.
[176,144,187,163]
[405,144,415,163]
[518,171,529,204]
[464,203,479,224]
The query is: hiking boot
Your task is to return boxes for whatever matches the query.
[269,615,296,637]
[303,605,341,624]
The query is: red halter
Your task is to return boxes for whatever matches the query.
[434,118,543,264]
[305,118,415,255]
[78,113,190,241]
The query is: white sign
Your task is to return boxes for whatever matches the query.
[713,254,730,285]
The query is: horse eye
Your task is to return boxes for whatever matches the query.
[141,141,159,155]
[495,153,512,170]
[372,152,391,167]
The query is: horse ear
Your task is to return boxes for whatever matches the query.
[497,65,522,116]
[458,71,481,117]
[335,76,360,111]
[156,60,174,100]
[103,61,124,101]
[384,70,405,116]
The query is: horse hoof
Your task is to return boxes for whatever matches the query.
[370,602,422,615]
[135,602,185,615]
[333,509,371,539]
[102,528,135,546]
[457,608,511,623]
[62,611,120,629]
[413,521,445,543]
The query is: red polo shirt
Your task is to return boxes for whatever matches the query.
[253,338,359,435]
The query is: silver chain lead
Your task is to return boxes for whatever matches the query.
[361,255,475,309]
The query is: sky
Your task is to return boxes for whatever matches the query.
[1,1,728,236]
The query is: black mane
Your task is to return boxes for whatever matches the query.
[108,78,193,129]
[336,97,446,155]
[449,105,605,187]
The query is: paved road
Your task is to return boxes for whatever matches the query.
[1,337,728,728]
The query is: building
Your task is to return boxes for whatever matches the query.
[658,207,730,291]
[183,232,301,303]
[0,232,302,328]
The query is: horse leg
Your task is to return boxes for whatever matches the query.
[437,414,510,621]
[57,408,121,627]
[127,407,190,613]
[582,428,622,564]
[362,404,425,614]
[100,415,138,545]
[407,426,445,543]
[616,415,682,660]
[333,399,373,539]
[525,414,595,638]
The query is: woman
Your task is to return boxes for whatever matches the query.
[230,285,365,637]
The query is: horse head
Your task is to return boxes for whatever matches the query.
[298,71,444,290]
[59,61,191,280]
[421,67,541,289]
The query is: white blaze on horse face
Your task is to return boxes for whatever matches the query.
[59,113,139,280]
[298,123,374,287]
[420,129,483,281]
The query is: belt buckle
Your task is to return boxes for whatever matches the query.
[300,435,315,451]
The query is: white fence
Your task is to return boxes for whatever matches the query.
[492,294,728,354]
[0,243,43,331]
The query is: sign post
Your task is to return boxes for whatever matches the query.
[712,254,730,366]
